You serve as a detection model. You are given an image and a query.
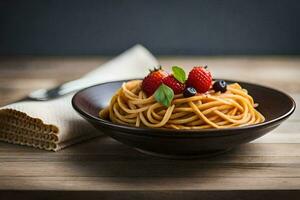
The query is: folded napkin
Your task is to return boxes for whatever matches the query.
[0,45,159,151]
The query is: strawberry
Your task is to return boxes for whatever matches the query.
[186,66,212,93]
[162,75,185,94]
[142,66,168,96]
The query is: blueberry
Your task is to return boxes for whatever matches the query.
[183,87,197,97]
[213,80,227,93]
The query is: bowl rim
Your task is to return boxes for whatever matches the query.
[72,79,296,137]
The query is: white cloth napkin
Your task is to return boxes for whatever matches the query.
[0,45,159,151]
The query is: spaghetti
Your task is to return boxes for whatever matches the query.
[99,80,265,129]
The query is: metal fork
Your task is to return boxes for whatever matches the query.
[20,78,95,101]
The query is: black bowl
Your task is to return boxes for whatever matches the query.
[72,80,296,158]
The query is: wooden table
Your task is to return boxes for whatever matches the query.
[0,56,299,199]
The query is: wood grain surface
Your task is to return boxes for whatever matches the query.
[0,56,299,199]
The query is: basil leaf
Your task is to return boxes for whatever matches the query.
[154,84,174,107]
[172,66,186,83]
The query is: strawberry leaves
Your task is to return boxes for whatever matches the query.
[153,66,186,107]
[154,84,174,107]
[172,66,186,83]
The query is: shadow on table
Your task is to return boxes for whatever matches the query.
[65,135,257,184]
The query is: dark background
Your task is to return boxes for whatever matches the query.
[0,0,299,55]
